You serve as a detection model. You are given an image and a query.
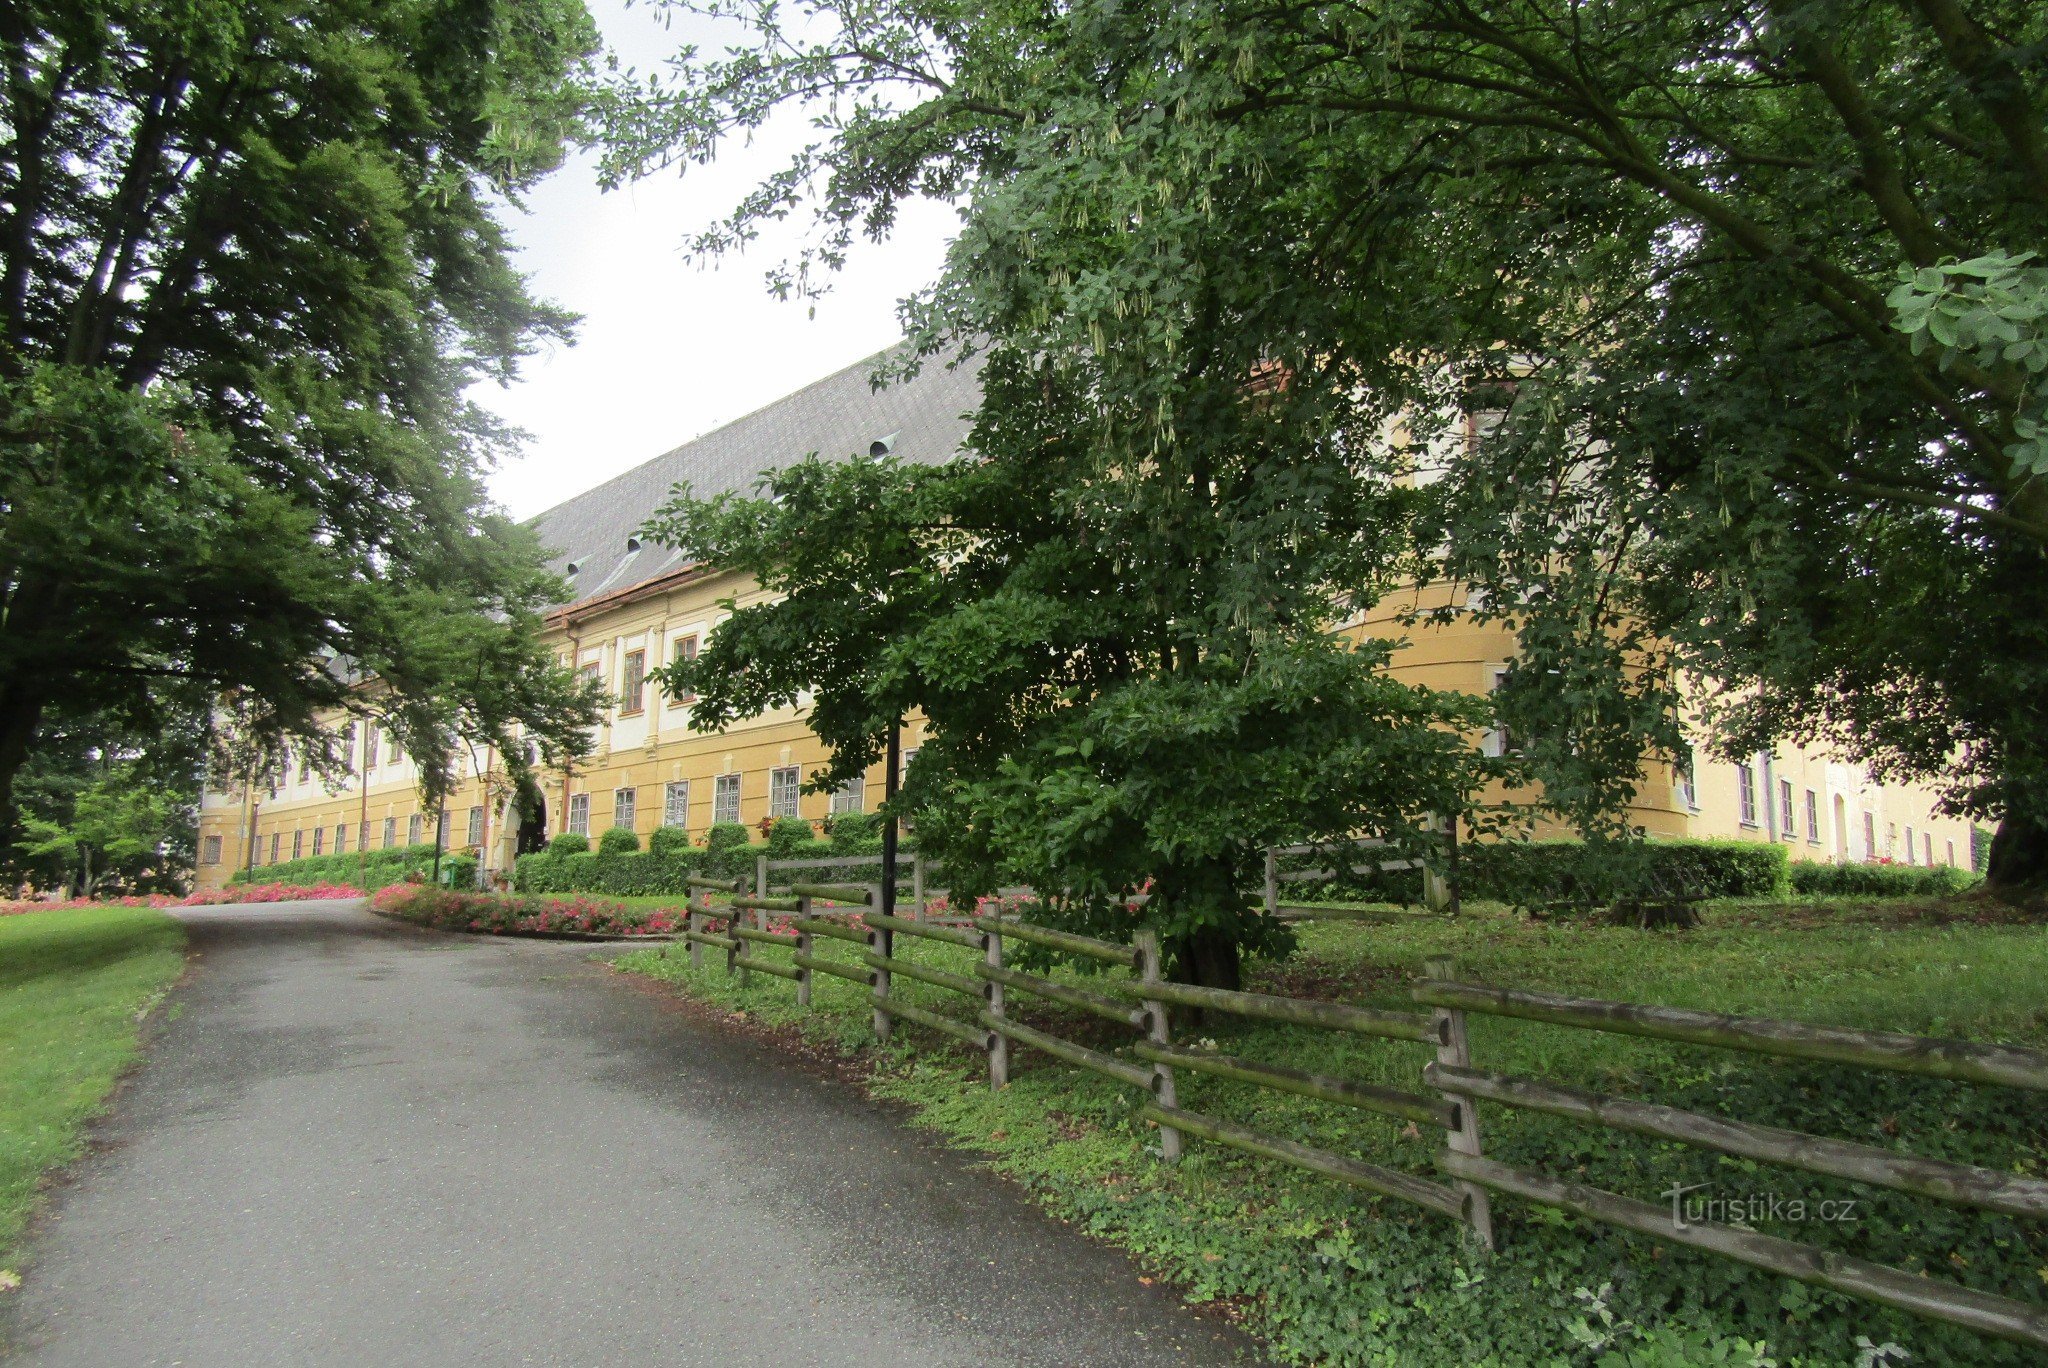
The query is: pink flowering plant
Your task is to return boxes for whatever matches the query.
[371,884,683,938]
[1,882,365,915]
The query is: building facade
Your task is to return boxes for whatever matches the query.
[193,353,1976,888]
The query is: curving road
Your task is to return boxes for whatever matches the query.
[3,899,1255,1366]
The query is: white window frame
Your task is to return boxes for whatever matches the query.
[467,806,485,847]
[408,813,423,846]
[768,765,801,819]
[567,793,590,836]
[383,816,397,849]
[663,781,690,828]
[614,787,637,832]
[830,774,866,813]
[1804,790,1819,843]
[1736,764,1757,826]
[712,773,742,826]
[201,834,222,865]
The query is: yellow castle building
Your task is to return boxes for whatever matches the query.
[193,353,1977,889]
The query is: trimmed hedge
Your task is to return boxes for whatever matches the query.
[228,842,440,890]
[548,832,589,856]
[1789,861,1980,898]
[597,826,640,854]
[1304,838,1790,909]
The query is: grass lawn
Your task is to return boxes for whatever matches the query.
[616,896,2047,1367]
[0,906,185,1269]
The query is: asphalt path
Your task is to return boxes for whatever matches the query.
[3,899,1256,1366]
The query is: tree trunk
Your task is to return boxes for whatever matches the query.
[0,693,44,851]
[1172,922,1243,992]
[1984,810,2048,893]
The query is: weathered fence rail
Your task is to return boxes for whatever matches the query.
[652,867,2048,1352]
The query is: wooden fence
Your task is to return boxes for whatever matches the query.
[665,867,2047,1352]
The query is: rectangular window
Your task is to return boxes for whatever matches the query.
[270,832,281,864]
[341,724,356,775]
[312,826,325,856]
[1925,832,1934,866]
[300,752,313,783]
[670,635,699,704]
[769,765,800,818]
[621,649,646,714]
[202,834,222,865]
[568,793,590,835]
[614,787,636,831]
[467,806,484,847]
[1863,812,1876,860]
[713,773,741,826]
[1675,751,1697,811]
[335,823,347,854]
[293,829,304,859]
[437,809,451,850]
[1946,839,1956,867]
[1736,764,1757,826]
[663,781,689,828]
[408,812,423,846]
[383,816,396,849]
[1804,790,1819,842]
[830,774,866,813]
[365,728,379,771]
[388,731,404,764]
[901,747,920,782]
[1778,779,1795,836]
[1904,825,1916,864]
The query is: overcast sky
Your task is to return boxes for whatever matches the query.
[476,0,957,521]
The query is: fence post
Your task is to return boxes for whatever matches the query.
[983,925,1009,1089]
[795,892,813,1008]
[911,854,925,922]
[869,881,892,1043]
[1263,848,1279,918]
[687,888,705,971]
[1424,955,1492,1249]
[1135,929,1181,1163]
[1422,814,1456,913]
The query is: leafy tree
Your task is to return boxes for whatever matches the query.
[647,382,1490,987]
[4,706,202,896]
[613,0,2048,890]
[0,0,608,836]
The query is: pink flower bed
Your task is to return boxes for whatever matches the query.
[371,884,681,938]
[0,882,364,915]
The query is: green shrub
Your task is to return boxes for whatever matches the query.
[548,832,589,856]
[827,810,882,854]
[438,854,478,888]
[647,826,691,858]
[1789,861,1979,898]
[227,842,439,891]
[705,823,751,852]
[766,817,818,857]
[513,849,703,896]
[597,825,640,855]
[1457,839,1787,910]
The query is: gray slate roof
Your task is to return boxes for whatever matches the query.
[530,347,985,609]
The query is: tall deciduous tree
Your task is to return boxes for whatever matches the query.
[614,0,2048,889]
[0,0,607,835]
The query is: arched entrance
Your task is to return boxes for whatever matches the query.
[514,777,549,857]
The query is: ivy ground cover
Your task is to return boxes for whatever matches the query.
[613,898,2048,1367]
[0,905,185,1271]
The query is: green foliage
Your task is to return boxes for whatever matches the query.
[765,817,817,857]
[514,849,704,896]
[704,823,753,853]
[597,826,641,855]
[1462,840,1789,912]
[615,903,2048,1366]
[6,713,198,896]
[613,0,2048,888]
[1790,862,1981,899]
[827,810,882,854]
[0,0,608,837]
[647,826,692,858]
[548,832,590,856]
[227,843,439,891]
[438,855,478,889]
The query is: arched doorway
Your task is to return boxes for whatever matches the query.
[514,777,549,857]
